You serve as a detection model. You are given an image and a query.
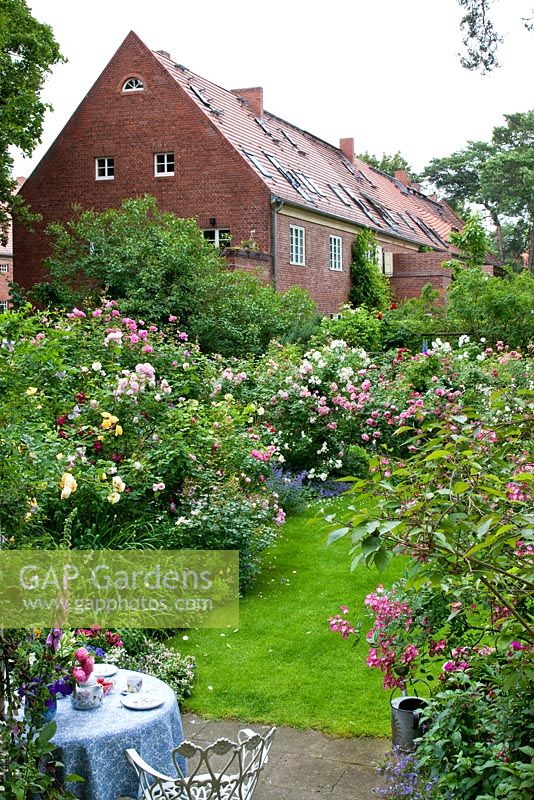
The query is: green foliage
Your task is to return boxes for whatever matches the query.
[457,0,503,73]
[349,230,391,310]
[38,196,318,357]
[41,196,223,326]
[0,303,283,590]
[447,266,534,347]
[342,444,369,479]
[325,388,534,796]
[355,151,412,175]
[381,286,445,352]
[315,305,382,351]
[188,271,319,357]
[422,110,534,268]
[445,209,489,273]
[0,0,64,242]
[418,653,534,799]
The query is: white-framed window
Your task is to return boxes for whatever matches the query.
[0,300,8,313]
[0,263,9,274]
[203,229,231,247]
[95,157,114,180]
[329,235,343,271]
[155,152,175,176]
[290,225,305,265]
[122,77,144,92]
[374,244,384,271]
[383,251,394,276]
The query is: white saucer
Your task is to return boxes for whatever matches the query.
[93,663,118,677]
[121,692,164,711]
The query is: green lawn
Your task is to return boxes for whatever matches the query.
[171,500,404,737]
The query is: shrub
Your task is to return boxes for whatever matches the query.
[348,229,391,309]
[0,303,283,590]
[447,266,534,349]
[40,195,223,326]
[188,271,319,357]
[315,305,382,351]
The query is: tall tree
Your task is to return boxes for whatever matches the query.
[481,111,534,269]
[421,111,534,268]
[456,0,533,73]
[421,141,504,260]
[0,0,64,243]
[356,151,412,176]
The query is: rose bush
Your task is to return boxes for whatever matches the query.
[211,334,532,481]
[326,383,534,799]
[0,303,284,587]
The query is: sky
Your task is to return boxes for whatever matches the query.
[11,0,534,180]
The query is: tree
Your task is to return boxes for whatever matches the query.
[0,0,64,243]
[480,111,534,269]
[456,0,533,73]
[39,195,224,325]
[356,151,412,176]
[422,111,534,269]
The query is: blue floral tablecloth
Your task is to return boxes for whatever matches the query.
[52,669,185,800]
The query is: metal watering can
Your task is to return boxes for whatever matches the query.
[390,691,429,752]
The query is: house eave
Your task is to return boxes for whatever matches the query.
[271,194,447,252]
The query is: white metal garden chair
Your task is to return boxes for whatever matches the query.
[123,726,276,800]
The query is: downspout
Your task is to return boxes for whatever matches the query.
[270,195,284,291]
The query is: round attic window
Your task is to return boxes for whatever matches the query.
[122,77,144,92]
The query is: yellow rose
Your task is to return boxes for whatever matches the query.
[115,424,123,436]
[60,472,77,499]
[107,492,121,504]
[101,418,112,430]
[101,472,107,481]
[112,476,126,493]
[26,387,38,396]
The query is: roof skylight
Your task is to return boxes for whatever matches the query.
[295,171,324,196]
[255,117,272,136]
[281,129,298,148]
[189,84,212,107]
[262,152,313,200]
[328,184,351,207]
[243,150,272,178]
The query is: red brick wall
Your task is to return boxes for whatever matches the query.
[391,251,452,301]
[14,32,272,290]
[0,256,12,305]
[276,214,352,314]
[0,221,13,305]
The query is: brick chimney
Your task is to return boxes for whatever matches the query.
[395,170,411,187]
[411,182,421,192]
[340,138,355,163]
[231,87,263,117]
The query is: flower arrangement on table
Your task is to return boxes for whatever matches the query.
[14,628,75,723]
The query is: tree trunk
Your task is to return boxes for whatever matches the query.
[528,221,534,272]
[488,207,504,263]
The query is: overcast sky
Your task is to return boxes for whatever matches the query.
[12,0,534,179]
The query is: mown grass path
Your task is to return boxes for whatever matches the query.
[171,500,404,737]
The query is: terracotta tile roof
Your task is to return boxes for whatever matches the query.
[154,50,458,252]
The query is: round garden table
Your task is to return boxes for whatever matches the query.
[52,668,185,800]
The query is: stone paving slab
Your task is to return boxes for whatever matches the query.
[181,714,389,799]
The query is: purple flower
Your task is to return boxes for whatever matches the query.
[48,677,73,697]
[45,627,63,652]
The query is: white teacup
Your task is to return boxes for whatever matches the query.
[126,674,143,693]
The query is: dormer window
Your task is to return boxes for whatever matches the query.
[122,77,144,92]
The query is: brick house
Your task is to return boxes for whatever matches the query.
[1,177,25,311]
[15,31,472,315]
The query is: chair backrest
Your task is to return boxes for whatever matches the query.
[126,726,276,800]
